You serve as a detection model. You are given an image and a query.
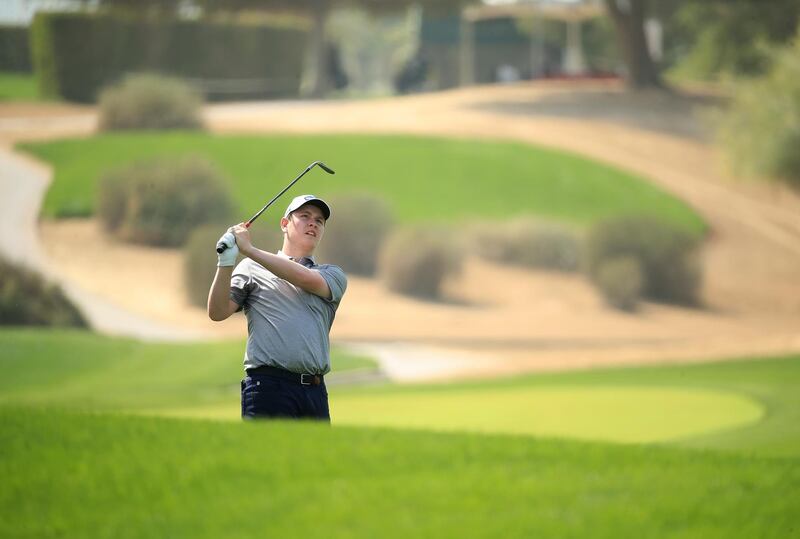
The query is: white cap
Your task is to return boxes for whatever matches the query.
[284,194,331,221]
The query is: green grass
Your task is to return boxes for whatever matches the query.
[173,355,800,458]
[0,71,40,101]
[328,356,800,457]
[1,407,797,539]
[19,132,706,235]
[0,328,376,412]
[331,386,763,443]
[1,329,797,456]
[1,329,798,537]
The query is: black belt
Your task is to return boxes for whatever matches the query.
[246,365,324,386]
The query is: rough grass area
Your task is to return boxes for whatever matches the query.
[0,71,39,101]
[0,407,797,539]
[19,133,706,235]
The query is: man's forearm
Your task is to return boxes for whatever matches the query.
[208,266,234,320]
[243,247,329,298]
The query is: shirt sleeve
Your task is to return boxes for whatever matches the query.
[318,264,347,305]
[229,259,254,307]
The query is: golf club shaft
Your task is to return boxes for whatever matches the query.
[216,161,335,254]
[246,165,314,227]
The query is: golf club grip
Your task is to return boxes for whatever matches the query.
[216,241,227,254]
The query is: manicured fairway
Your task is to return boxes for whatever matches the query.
[20,133,706,235]
[1,407,798,539]
[170,385,763,445]
[328,355,800,456]
[331,386,763,443]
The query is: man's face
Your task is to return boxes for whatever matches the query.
[281,203,326,250]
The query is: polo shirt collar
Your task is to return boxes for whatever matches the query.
[277,250,316,267]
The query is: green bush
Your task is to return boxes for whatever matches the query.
[469,218,580,272]
[183,223,283,308]
[0,25,31,72]
[315,193,395,275]
[98,73,204,131]
[97,156,234,247]
[667,2,800,80]
[0,256,87,327]
[717,34,800,187]
[585,216,702,306]
[594,256,644,312]
[378,225,463,300]
[29,12,308,103]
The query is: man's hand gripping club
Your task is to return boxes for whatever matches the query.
[216,229,239,267]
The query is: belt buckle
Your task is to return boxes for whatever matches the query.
[300,373,312,386]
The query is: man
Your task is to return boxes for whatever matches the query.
[207,194,347,421]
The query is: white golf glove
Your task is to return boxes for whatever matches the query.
[216,231,239,267]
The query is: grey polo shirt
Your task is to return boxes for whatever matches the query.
[229,252,347,375]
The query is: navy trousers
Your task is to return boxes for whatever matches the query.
[241,373,330,421]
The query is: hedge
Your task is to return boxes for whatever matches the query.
[0,25,31,72]
[30,12,308,103]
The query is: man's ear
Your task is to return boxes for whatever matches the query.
[280,216,289,233]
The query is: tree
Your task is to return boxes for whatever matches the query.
[603,0,662,89]
[667,0,800,79]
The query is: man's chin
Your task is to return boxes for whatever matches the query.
[300,237,320,251]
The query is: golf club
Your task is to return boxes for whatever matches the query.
[216,161,335,254]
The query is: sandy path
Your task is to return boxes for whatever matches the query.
[5,81,800,379]
[0,145,205,341]
[207,82,800,316]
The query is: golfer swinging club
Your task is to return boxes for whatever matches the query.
[207,194,347,421]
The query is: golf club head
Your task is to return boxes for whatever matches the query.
[314,161,335,174]
[217,160,335,253]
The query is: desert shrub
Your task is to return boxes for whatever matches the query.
[0,256,87,327]
[247,222,286,255]
[469,217,580,272]
[315,193,395,275]
[717,34,800,187]
[594,256,643,312]
[98,73,204,131]
[184,225,231,308]
[378,225,463,300]
[585,216,702,306]
[97,156,234,247]
[183,223,283,308]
